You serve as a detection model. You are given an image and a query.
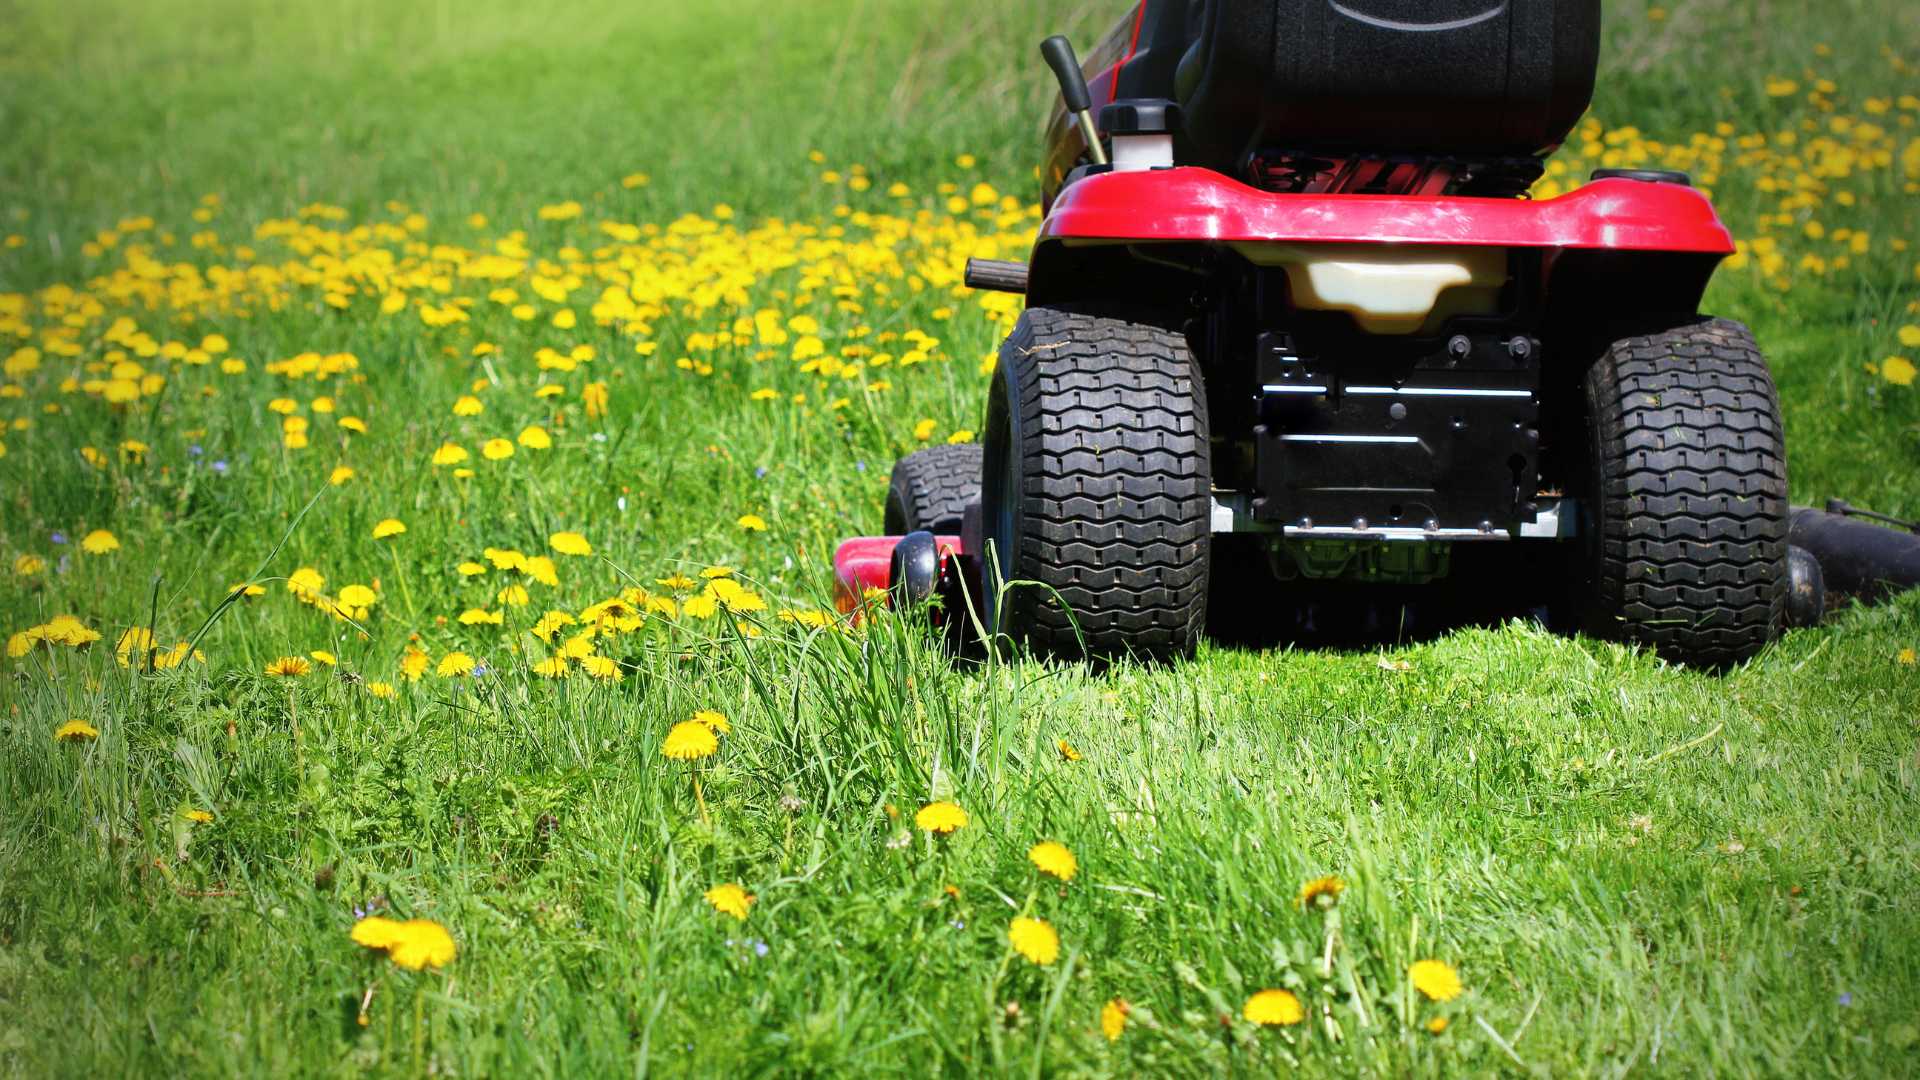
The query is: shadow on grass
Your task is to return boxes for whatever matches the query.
[1204,539,1575,652]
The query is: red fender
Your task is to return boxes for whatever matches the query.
[1039,169,1734,253]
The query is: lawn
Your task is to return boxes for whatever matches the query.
[2,0,1919,1074]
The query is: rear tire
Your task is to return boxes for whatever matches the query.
[1579,316,1788,666]
[981,304,1211,660]
[884,444,983,535]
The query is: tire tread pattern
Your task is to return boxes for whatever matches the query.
[997,305,1210,658]
[1585,317,1788,665]
[885,444,983,535]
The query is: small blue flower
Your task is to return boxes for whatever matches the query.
[211,460,229,474]
[50,531,67,545]
[1838,992,1853,1007]
[755,466,768,479]
[188,443,204,457]
[855,461,867,472]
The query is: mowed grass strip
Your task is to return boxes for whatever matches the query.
[1,0,1918,1074]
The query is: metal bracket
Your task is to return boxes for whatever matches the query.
[1211,493,1576,539]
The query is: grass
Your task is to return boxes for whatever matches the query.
[2,0,1919,1074]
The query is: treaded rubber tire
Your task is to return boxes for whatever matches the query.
[981,304,1210,660]
[1581,316,1788,666]
[884,444,983,535]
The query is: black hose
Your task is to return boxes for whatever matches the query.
[1787,506,1920,614]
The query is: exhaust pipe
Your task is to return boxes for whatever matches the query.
[1787,503,1920,619]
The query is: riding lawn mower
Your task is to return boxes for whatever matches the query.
[834,0,1920,665]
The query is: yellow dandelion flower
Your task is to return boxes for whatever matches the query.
[1898,648,1916,665]
[367,681,397,699]
[265,656,311,677]
[1056,739,1082,762]
[1100,999,1129,1042]
[946,430,975,445]
[522,556,559,587]
[484,548,528,572]
[184,809,214,823]
[431,442,469,466]
[1296,875,1345,909]
[372,518,406,539]
[1426,1016,1450,1035]
[1008,916,1060,966]
[54,718,99,742]
[737,514,768,532]
[533,654,570,678]
[457,561,486,577]
[692,709,732,734]
[549,531,593,556]
[482,438,514,460]
[452,395,483,416]
[329,465,356,486]
[661,720,719,760]
[15,553,46,576]
[310,649,337,666]
[1883,356,1917,387]
[400,646,430,681]
[350,916,404,949]
[704,883,755,920]
[1028,841,1078,882]
[1244,989,1305,1026]
[436,652,476,677]
[339,584,377,608]
[287,566,325,596]
[352,916,456,970]
[1409,959,1464,1002]
[582,381,609,420]
[80,529,120,554]
[518,425,552,449]
[582,655,621,680]
[915,801,968,834]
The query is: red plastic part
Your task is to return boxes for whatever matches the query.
[831,535,967,617]
[1038,169,1734,254]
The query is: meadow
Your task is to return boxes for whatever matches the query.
[2,0,1919,1074]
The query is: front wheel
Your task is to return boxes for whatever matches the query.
[981,304,1211,660]
[1578,316,1789,666]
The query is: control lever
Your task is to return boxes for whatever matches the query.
[1040,35,1108,167]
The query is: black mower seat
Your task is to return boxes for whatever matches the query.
[1114,0,1599,175]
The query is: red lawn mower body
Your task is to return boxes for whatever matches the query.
[839,1,1825,665]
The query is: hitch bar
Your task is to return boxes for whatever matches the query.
[963,258,1028,294]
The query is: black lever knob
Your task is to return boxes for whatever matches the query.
[1040,35,1093,114]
